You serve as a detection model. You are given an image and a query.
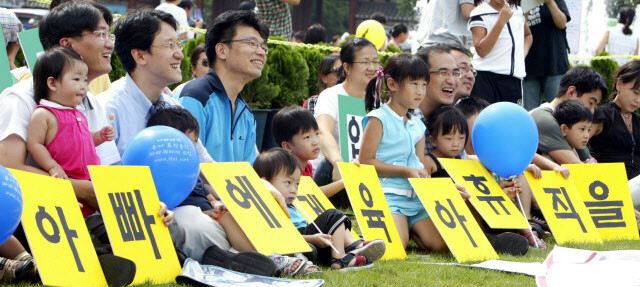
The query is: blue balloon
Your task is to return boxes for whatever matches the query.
[472,102,539,178]
[121,126,199,209]
[0,165,23,245]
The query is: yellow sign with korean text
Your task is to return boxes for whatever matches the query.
[200,162,311,255]
[297,176,359,239]
[525,170,602,245]
[10,169,107,287]
[439,159,529,229]
[566,163,639,241]
[88,166,181,285]
[337,162,406,260]
[410,177,498,263]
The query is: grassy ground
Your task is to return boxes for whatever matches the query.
[5,209,640,287]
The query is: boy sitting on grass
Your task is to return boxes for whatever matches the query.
[254,148,385,271]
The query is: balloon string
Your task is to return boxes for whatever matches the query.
[512,177,538,249]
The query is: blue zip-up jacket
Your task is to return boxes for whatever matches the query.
[178,69,257,163]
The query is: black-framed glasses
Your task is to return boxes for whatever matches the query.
[429,68,462,79]
[329,66,340,74]
[458,65,477,77]
[222,38,269,54]
[151,41,184,52]
[201,58,209,67]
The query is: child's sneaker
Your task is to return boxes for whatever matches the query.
[0,257,33,282]
[14,251,38,280]
[346,239,386,262]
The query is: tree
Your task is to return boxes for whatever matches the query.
[606,0,640,18]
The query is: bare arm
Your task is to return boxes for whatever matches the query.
[460,3,476,20]
[6,42,19,70]
[524,22,533,57]
[26,109,64,177]
[531,153,561,170]
[0,134,49,175]
[472,3,514,58]
[545,0,567,29]
[319,179,345,197]
[317,115,342,164]
[359,118,423,178]
[280,0,300,4]
[595,30,609,54]
[548,149,583,164]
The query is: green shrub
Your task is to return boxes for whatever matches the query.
[590,51,619,99]
[296,46,333,96]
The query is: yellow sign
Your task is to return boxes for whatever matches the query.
[439,159,529,229]
[566,163,639,241]
[88,166,181,284]
[410,178,498,263]
[10,169,107,287]
[525,170,602,245]
[200,162,311,255]
[337,163,406,260]
[297,176,359,239]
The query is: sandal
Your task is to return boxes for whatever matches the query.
[529,218,552,237]
[346,239,386,262]
[300,260,322,275]
[331,253,373,272]
[269,253,305,277]
[523,231,548,249]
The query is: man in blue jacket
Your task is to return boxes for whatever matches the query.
[178,10,269,164]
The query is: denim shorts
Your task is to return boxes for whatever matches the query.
[385,193,430,227]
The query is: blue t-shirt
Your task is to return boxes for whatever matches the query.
[288,205,308,229]
[178,69,257,163]
[363,104,426,190]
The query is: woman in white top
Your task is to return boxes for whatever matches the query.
[313,37,378,207]
[596,7,639,67]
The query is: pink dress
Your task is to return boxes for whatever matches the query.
[37,100,100,217]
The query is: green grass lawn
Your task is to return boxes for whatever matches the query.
[6,209,640,287]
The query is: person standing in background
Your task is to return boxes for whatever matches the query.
[156,0,193,40]
[596,7,639,67]
[415,0,476,50]
[255,0,299,40]
[523,0,571,111]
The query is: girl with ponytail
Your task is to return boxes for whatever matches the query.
[360,54,466,251]
[596,6,638,66]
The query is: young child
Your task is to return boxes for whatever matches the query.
[469,0,532,104]
[552,100,593,162]
[26,47,113,217]
[455,96,491,156]
[254,148,386,271]
[424,106,469,178]
[360,53,469,251]
[272,105,345,199]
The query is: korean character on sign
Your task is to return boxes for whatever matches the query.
[109,189,161,259]
[297,194,327,217]
[463,175,510,215]
[434,199,477,247]
[583,181,625,228]
[359,183,392,242]
[226,176,282,228]
[35,206,83,271]
[544,187,587,232]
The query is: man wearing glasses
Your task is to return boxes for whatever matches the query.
[178,10,269,164]
[414,44,460,154]
[448,43,477,104]
[99,9,212,164]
